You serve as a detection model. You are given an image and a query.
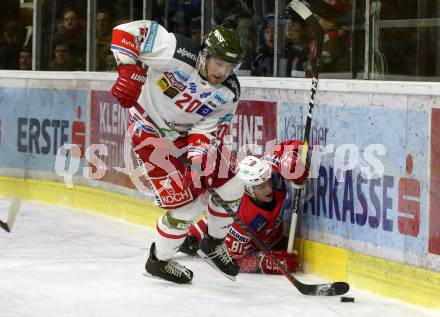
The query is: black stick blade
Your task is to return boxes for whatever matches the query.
[299,281,350,296]
[0,220,10,232]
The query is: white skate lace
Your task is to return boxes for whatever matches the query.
[208,243,234,265]
[164,260,192,279]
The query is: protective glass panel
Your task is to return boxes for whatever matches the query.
[276,0,363,79]
[210,0,259,75]
[95,0,144,71]
[148,0,201,41]
[370,0,440,80]
[39,1,87,71]
[0,0,33,70]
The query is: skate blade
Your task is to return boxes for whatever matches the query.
[197,250,236,281]
[142,272,167,282]
[142,273,193,284]
[7,198,21,229]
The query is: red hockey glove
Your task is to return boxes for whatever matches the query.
[183,134,216,191]
[111,64,147,108]
[273,140,302,161]
[183,154,214,194]
[259,250,298,274]
[183,164,206,195]
[273,140,309,186]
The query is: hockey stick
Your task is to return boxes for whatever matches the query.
[283,0,349,295]
[286,0,324,254]
[0,198,21,233]
[132,103,348,296]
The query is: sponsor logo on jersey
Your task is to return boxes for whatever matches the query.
[196,104,213,117]
[227,79,239,95]
[213,93,227,104]
[173,70,190,82]
[157,77,170,91]
[111,29,139,60]
[226,77,240,101]
[189,82,197,93]
[164,87,179,98]
[199,91,212,99]
[159,177,176,195]
[164,72,187,91]
[150,174,193,207]
[217,113,233,124]
[135,26,148,47]
[135,36,144,47]
[229,227,250,243]
[135,32,145,47]
[166,121,193,133]
[226,52,238,58]
[157,76,179,98]
[143,21,159,53]
[207,101,219,108]
[176,47,197,62]
[121,38,136,49]
[250,213,268,233]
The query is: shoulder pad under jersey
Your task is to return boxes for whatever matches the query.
[222,74,241,103]
[173,33,201,67]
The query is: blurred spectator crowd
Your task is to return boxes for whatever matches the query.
[140,0,354,77]
[0,0,353,76]
[0,0,33,70]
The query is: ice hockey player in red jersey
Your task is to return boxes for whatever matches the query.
[110,21,245,284]
[180,140,309,274]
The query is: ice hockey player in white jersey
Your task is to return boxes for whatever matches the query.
[110,21,244,284]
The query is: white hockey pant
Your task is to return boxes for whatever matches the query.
[154,175,243,261]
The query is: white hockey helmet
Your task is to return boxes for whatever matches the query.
[237,156,272,197]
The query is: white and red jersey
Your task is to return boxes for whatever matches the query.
[189,172,296,273]
[111,20,240,156]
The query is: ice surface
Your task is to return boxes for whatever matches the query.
[0,199,439,317]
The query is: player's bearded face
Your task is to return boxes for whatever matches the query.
[252,179,274,203]
[205,56,235,85]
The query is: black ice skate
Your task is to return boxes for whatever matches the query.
[197,233,240,281]
[144,243,193,284]
[179,235,200,256]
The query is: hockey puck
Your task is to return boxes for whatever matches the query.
[340,296,355,303]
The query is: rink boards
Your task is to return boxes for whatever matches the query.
[0,71,439,308]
